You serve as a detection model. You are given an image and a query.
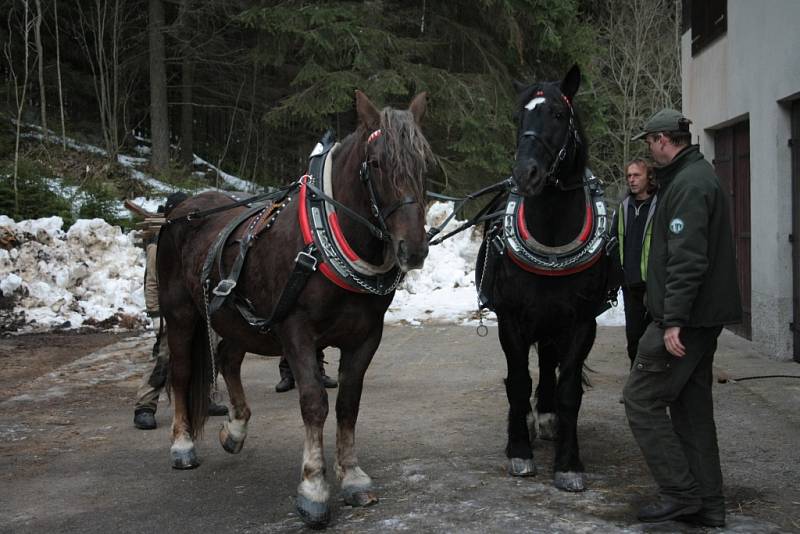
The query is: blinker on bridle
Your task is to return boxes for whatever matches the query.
[516,90,581,189]
[359,129,418,240]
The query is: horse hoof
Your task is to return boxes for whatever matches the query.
[554,471,586,492]
[171,447,200,470]
[342,485,379,507]
[219,425,245,454]
[295,495,330,529]
[508,458,536,477]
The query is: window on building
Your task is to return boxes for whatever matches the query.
[687,0,727,56]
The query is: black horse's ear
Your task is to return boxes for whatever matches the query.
[560,64,581,101]
[513,79,527,94]
[355,90,380,130]
[408,91,428,124]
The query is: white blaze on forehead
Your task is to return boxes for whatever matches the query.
[525,96,546,111]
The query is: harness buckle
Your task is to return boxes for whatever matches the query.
[212,279,237,297]
[295,250,318,272]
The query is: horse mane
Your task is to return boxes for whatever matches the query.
[378,107,433,204]
[339,107,432,206]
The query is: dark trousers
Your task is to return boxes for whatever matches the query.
[622,284,650,367]
[623,323,724,508]
[279,350,327,380]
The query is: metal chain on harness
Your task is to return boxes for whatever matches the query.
[475,238,493,337]
[202,279,219,399]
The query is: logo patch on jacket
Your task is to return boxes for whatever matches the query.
[669,218,684,234]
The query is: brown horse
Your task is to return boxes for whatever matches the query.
[157,91,431,528]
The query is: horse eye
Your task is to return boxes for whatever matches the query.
[554,110,564,119]
[368,159,380,168]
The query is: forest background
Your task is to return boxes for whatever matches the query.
[0,0,683,224]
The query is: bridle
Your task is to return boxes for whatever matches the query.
[516,89,582,190]
[359,129,419,240]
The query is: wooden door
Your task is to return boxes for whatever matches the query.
[714,121,752,339]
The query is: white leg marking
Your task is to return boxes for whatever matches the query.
[341,465,372,490]
[534,411,558,440]
[170,435,194,453]
[225,418,247,441]
[298,429,329,503]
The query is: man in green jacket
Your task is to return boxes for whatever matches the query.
[623,109,742,527]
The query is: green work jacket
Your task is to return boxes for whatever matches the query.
[645,146,742,327]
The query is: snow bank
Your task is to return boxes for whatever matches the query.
[0,202,623,333]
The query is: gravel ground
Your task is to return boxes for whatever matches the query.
[0,325,798,533]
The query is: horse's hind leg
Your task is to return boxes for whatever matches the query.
[167,314,205,469]
[335,334,382,507]
[552,320,596,492]
[533,339,559,441]
[217,338,250,454]
[498,315,536,477]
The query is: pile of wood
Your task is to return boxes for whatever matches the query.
[124,199,164,246]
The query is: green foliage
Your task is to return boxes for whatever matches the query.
[238,0,598,194]
[0,160,74,225]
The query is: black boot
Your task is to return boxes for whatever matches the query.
[208,400,229,416]
[637,498,701,523]
[320,371,338,389]
[133,408,156,430]
[317,351,337,389]
[276,356,295,392]
[275,376,295,393]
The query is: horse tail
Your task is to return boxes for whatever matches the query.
[187,325,211,439]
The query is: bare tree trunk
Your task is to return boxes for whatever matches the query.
[178,0,194,166]
[53,0,66,150]
[149,0,169,171]
[33,0,46,132]
[5,1,34,216]
[179,59,194,166]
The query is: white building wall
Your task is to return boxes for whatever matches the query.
[681,0,800,360]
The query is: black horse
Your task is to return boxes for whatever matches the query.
[477,65,616,491]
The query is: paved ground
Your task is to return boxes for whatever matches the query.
[1,325,799,533]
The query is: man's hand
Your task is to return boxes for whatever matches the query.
[664,326,685,357]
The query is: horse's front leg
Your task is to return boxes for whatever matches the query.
[533,339,559,441]
[498,313,536,477]
[216,338,250,454]
[334,331,382,508]
[283,328,331,528]
[552,320,596,492]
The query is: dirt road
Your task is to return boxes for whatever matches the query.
[1,326,798,533]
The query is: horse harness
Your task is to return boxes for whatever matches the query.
[478,169,617,312]
[187,130,406,335]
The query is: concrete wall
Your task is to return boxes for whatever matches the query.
[681,0,800,360]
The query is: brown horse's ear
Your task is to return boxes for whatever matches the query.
[408,91,428,124]
[512,79,527,94]
[355,90,380,130]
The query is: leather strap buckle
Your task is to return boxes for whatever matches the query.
[295,250,318,272]
[212,279,237,296]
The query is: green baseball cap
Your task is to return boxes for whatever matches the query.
[631,108,692,141]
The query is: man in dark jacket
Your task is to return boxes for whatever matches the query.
[617,159,657,367]
[623,109,742,527]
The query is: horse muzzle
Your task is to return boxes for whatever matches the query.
[512,160,546,197]
[394,238,428,272]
